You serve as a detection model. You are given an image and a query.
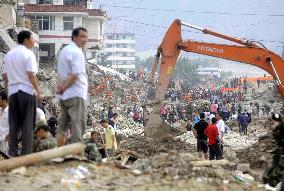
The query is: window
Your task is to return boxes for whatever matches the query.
[63,17,74,31]
[106,34,114,40]
[106,44,112,48]
[37,0,53,4]
[91,52,97,58]
[99,21,103,36]
[64,0,83,5]
[29,15,55,30]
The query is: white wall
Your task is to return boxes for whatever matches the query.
[0,3,16,27]
[29,0,37,4]
[37,14,84,53]
[53,0,63,5]
[27,12,106,59]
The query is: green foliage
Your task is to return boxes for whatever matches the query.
[136,56,202,84]
[97,53,112,67]
[173,57,200,84]
[135,56,154,71]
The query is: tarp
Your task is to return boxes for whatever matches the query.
[240,76,273,82]
[221,87,241,93]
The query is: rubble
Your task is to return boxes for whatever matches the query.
[133,153,232,179]
[237,163,251,173]
[37,69,57,97]
[236,133,276,170]
[118,136,195,158]
[0,160,265,191]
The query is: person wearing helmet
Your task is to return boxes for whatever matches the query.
[263,113,284,189]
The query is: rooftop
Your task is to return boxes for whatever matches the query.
[86,9,107,17]
[24,4,107,17]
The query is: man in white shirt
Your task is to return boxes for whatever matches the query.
[0,91,9,155]
[216,113,225,159]
[56,28,88,146]
[216,113,225,143]
[3,30,42,156]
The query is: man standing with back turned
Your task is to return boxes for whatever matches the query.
[3,30,43,156]
[56,28,88,146]
[193,112,209,160]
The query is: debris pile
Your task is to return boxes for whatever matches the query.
[116,119,144,137]
[38,69,57,97]
[236,133,276,170]
[133,152,232,180]
[118,136,195,157]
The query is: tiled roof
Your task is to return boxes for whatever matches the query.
[87,9,106,17]
[24,4,107,17]
[25,4,86,13]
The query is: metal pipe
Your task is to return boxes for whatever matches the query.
[181,22,203,31]
[268,59,281,85]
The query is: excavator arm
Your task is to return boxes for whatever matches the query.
[144,19,284,138]
[179,41,284,94]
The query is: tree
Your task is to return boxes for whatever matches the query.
[136,56,200,84]
[173,57,200,84]
[97,53,112,67]
[135,56,154,71]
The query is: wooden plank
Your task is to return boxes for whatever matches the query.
[0,143,86,171]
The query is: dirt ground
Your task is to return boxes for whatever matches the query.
[0,160,265,191]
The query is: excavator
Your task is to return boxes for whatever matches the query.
[144,19,284,138]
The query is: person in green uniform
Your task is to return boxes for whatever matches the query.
[263,113,284,189]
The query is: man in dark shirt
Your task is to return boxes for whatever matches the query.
[193,112,209,159]
[237,110,249,135]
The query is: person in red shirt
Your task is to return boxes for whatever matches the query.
[204,117,223,160]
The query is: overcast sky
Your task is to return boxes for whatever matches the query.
[94,0,284,55]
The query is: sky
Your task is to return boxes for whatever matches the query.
[93,0,284,55]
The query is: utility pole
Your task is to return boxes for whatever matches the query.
[282,46,284,59]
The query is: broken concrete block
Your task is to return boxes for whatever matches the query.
[237,163,250,173]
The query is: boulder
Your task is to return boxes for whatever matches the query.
[259,155,269,162]
[223,149,237,162]
[237,163,250,173]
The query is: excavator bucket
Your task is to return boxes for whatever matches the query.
[144,19,182,138]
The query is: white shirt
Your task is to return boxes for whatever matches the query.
[36,108,47,126]
[0,107,9,141]
[216,119,225,138]
[57,42,88,101]
[246,105,253,113]
[3,45,38,96]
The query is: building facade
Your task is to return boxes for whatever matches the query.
[20,0,107,64]
[104,33,135,72]
[197,66,221,78]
